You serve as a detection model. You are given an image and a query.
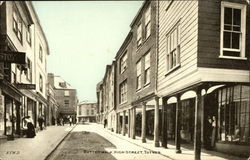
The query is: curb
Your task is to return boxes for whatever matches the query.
[44,125,77,160]
[94,124,174,160]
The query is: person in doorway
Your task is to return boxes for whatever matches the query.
[24,116,36,138]
[38,115,44,130]
[211,116,217,148]
[205,116,213,149]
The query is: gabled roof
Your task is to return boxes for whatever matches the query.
[54,76,74,90]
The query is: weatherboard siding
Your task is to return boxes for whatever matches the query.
[157,0,199,97]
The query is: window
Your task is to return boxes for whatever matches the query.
[64,90,69,96]
[136,60,141,90]
[144,52,150,85]
[221,2,246,58]
[91,110,94,115]
[39,74,43,92]
[87,109,89,115]
[120,52,127,74]
[145,6,151,39]
[218,85,250,143]
[39,45,43,62]
[64,100,69,107]
[119,80,127,104]
[26,58,32,82]
[78,106,82,115]
[13,9,22,43]
[166,23,180,71]
[137,23,142,47]
[59,82,66,88]
[26,25,31,45]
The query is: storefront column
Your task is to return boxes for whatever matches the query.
[161,97,168,148]
[115,113,119,133]
[122,110,126,136]
[194,87,202,160]
[154,96,160,147]
[132,107,136,139]
[175,94,181,153]
[128,109,131,138]
[141,102,146,143]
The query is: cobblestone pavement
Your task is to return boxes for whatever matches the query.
[0,125,74,160]
[47,124,170,160]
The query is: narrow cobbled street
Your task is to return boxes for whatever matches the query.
[46,124,170,160]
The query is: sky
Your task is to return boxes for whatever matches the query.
[32,1,143,102]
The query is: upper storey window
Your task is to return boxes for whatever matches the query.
[221,2,246,59]
[137,23,142,48]
[120,52,127,74]
[13,9,22,43]
[166,23,180,72]
[145,6,151,39]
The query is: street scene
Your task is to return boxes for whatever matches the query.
[0,1,250,160]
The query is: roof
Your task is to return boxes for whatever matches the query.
[54,76,75,90]
[78,101,97,105]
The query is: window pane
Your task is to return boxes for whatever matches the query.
[223,51,240,57]
[232,32,240,49]
[224,7,232,25]
[224,25,232,30]
[223,31,231,48]
[233,9,241,26]
[233,26,240,31]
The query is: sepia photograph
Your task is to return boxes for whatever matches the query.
[0,0,249,160]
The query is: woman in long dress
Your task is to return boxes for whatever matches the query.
[211,116,217,148]
[24,116,36,138]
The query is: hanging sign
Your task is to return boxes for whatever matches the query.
[0,51,26,64]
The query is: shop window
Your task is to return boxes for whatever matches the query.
[219,85,250,143]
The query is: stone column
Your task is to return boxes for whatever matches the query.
[122,110,126,136]
[128,109,131,137]
[132,107,136,139]
[161,97,168,148]
[141,102,147,143]
[154,96,160,147]
[175,94,181,153]
[194,87,202,160]
[115,112,120,134]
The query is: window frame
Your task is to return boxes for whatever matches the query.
[120,52,127,74]
[39,45,43,63]
[165,21,181,74]
[39,74,43,93]
[220,2,247,60]
[136,60,142,90]
[145,5,151,39]
[144,51,151,85]
[137,23,142,48]
[119,80,127,104]
[13,7,23,43]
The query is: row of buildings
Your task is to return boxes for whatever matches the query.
[96,0,250,159]
[0,1,77,141]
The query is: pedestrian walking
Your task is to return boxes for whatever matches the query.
[69,116,72,126]
[38,115,44,130]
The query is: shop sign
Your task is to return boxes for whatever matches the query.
[15,83,36,90]
[0,51,26,64]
